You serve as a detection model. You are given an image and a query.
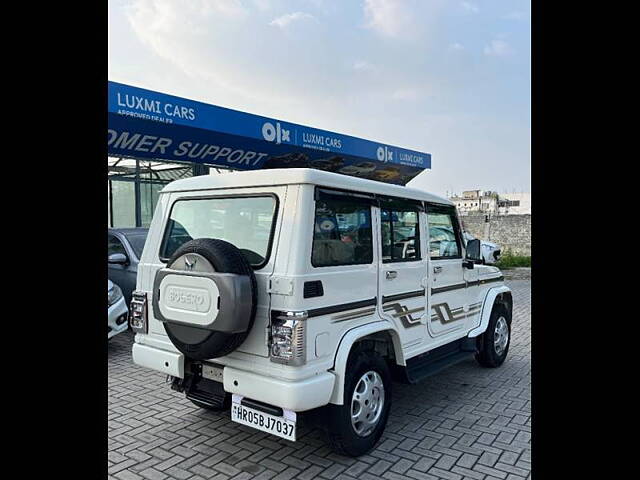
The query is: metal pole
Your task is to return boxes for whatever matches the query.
[108,179,113,228]
[134,158,142,227]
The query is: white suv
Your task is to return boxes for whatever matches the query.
[130,168,512,457]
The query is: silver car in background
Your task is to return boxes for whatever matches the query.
[108,280,128,340]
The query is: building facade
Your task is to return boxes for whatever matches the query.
[497,192,531,215]
[450,190,530,216]
[450,190,500,215]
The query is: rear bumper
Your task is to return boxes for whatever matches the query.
[131,341,335,412]
[132,342,185,378]
[223,366,335,412]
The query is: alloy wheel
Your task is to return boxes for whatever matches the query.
[351,370,385,437]
[494,316,509,355]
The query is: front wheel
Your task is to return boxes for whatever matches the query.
[323,347,392,457]
[475,304,511,367]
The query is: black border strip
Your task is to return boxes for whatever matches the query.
[382,289,425,304]
[379,196,424,211]
[240,397,284,417]
[433,275,505,294]
[432,282,467,294]
[468,276,504,287]
[307,297,377,318]
[315,186,427,211]
[315,187,378,205]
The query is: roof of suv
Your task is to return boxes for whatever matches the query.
[161,168,452,205]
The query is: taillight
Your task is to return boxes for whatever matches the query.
[129,291,148,334]
[269,310,307,366]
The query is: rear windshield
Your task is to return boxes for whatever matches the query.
[160,196,277,268]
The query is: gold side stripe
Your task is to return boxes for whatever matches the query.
[452,306,481,317]
[391,307,425,318]
[431,305,481,321]
[331,307,376,322]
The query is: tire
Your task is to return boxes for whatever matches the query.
[475,304,511,368]
[323,346,392,457]
[162,238,258,361]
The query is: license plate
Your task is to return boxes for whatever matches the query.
[231,395,296,441]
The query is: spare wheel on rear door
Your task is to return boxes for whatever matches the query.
[152,238,258,360]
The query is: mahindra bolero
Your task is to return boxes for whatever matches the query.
[130,168,512,456]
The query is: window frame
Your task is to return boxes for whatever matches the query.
[108,233,129,260]
[158,193,280,270]
[311,195,375,268]
[380,206,422,264]
[426,203,464,260]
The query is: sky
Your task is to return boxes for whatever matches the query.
[108,0,530,197]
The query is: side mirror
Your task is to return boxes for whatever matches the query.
[465,239,482,265]
[108,253,128,265]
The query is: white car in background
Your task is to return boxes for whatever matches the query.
[463,232,501,265]
[108,280,129,340]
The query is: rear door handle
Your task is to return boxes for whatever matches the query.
[433,266,443,274]
[385,271,398,280]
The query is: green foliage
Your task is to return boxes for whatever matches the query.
[496,251,531,269]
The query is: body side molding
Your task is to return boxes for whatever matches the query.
[329,321,401,405]
[307,298,377,318]
[467,285,512,338]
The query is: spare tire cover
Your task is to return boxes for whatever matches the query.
[159,238,257,360]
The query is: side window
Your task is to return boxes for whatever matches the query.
[426,205,462,259]
[312,199,373,267]
[380,208,421,262]
[108,234,127,257]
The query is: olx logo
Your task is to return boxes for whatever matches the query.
[262,121,291,144]
[377,146,394,163]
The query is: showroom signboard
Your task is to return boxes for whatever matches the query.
[108,81,431,185]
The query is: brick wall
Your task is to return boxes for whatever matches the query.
[460,213,531,256]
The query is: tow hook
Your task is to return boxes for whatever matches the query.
[170,376,184,392]
[170,361,203,392]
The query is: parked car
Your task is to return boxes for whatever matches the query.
[108,280,128,340]
[339,162,377,176]
[371,165,401,181]
[311,156,345,172]
[108,228,148,305]
[263,152,309,169]
[130,169,512,457]
[463,232,501,264]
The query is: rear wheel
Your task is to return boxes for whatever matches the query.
[323,346,392,457]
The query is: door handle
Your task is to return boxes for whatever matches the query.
[385,271,398,280]
[433,266,443,274]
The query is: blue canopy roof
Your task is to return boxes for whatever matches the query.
[108,81,431,185]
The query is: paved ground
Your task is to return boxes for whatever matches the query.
[109,279,531,480]
[501,269,531,281]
